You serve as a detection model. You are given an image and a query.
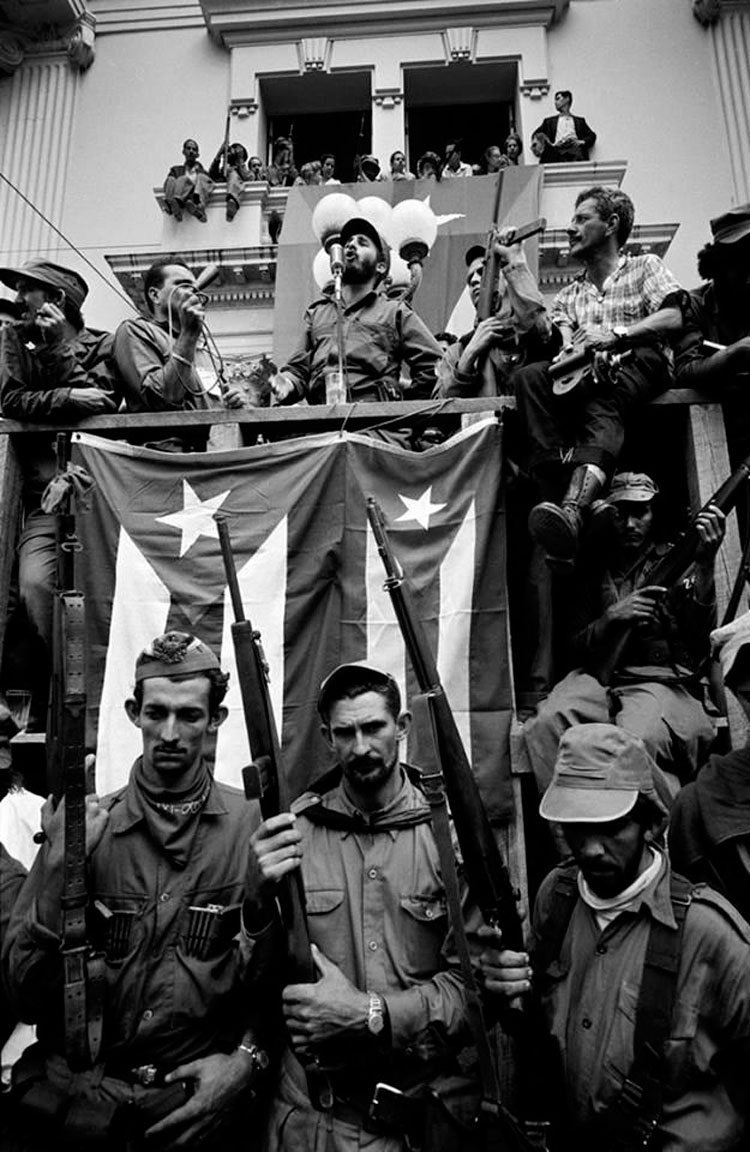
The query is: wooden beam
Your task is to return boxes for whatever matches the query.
[685,403,749,746]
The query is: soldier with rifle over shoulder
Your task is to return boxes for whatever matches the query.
[247,660,488,1152]
[2,629,277,1151]
[521,470,725,796]
[481,722,750,1152]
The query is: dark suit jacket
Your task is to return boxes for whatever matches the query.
[535,114,597,159]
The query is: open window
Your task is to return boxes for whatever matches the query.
[262,72,372,183]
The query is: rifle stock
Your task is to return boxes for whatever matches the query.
[591,450,750,686]
[366,497,524,950]
[216,516,315,984]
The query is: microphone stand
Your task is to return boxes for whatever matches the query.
[325,237,348,403]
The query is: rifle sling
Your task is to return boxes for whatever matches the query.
[59,591,102,1069]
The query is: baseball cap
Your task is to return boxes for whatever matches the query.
[135,632,223,684]
[0,259,89,310]
[317,661,400,719]
[709,204,750,245]
[605,472,659,505]
[339,216,391,274]
[465,245,486,268]
[539,724,671,824]
[710,610,750,684]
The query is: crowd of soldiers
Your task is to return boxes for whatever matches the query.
[1,165,750,1152]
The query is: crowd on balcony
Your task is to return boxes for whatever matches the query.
[2,83,750,1151]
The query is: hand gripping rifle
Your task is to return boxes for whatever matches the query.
[366,497,551,1150]
[46,434,103,1071]
[216,517,333,1108]
[590,449,750,687]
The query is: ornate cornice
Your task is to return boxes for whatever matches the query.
[106,245,277,309]
[0,6,95,74]
[200,0,570,47]
[693,0,750,24]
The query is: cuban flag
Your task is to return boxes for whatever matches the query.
[72,419,513,819]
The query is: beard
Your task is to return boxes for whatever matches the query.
[342,258,377,285]
[343,753,397,795]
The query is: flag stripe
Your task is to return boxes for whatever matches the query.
[437,497,475,757]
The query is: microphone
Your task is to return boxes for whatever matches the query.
[195,262,220,292]
[328,241,345,280]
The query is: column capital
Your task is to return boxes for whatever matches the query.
[0,5,96,74]
[693,0,750,25]
[372,88,403,109]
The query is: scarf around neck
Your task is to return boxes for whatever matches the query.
[134,758,211,868]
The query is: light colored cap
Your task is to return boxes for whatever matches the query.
[539,723,671,824]
[711,610,750,684]
[135,632,222,683]
[605,472,659,505]
[317,661,399,718]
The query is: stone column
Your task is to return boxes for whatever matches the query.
[371,89,405,176]
[0,14,95,263]
[694,0,750,203]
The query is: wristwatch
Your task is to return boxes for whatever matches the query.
[237,1042,270,1075]
[367,991,386,1036]
[612,324,630,347]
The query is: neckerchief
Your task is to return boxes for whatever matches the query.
[134,758,211,868]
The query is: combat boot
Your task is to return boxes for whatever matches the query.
[528,463,606,561]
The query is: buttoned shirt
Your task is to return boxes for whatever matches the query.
[532,854,750,1149]
[4,767,268,1070]
[291,768,470,1060]
[551,253,681,339]
[281,290,441,404]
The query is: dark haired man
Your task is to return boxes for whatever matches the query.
[248,661,474,1151]
[389,150,414,181]
[320,153,340,185]
[209,141,251,221]
[480,722,750,1151]
[521,472,723,794]
[510,186,686,561]
[114,257,243,450]
[163,139,213,223]
[271,217,441,405]
[671,609,750,925]
[0,258,118,727]
[3,632,274,1150]
[676,204,750,464]
[436,232,559,397]
[534,90,597,162]
[441,141,472,179]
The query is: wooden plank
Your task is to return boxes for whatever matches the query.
[0,435,22,667]
[685,404,749,745]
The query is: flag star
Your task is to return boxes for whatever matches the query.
[156,480,231,557]
[395,486,446,530]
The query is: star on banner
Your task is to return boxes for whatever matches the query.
[156,480,231,557]
[395,486,446,530]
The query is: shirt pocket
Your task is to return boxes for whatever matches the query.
[91,895,147,967]
[305,888,346,966]
[398,894,448,978]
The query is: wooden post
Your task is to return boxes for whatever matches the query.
[685,403,749,745]
[0,434,22,667]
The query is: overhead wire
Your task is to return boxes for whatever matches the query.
[0,168,139,313]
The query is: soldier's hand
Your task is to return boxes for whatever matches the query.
[605,586,666,626]
[474,925,532,998]
[283,944,370,1051]
[69,387,118,414]
[269,372,297,403]
[39,792,109,856]
[694,503,726,563]
[220,385,245,409]
[175,290,205,338]
[35,300,67,345]
[249,812,302,893]
[147,1051,257,1147]
[492,227,523,268]
[465,316,511,359]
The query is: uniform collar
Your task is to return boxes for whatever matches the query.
[110,758,228,835]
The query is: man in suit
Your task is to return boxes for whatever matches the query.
[535,90,597,161]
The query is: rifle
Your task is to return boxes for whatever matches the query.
[215,516,315,984]
[366,497,551,1149]
[590,449,750,686]
[46,433,102,1071]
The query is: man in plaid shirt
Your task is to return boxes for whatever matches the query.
[511,186,686,562]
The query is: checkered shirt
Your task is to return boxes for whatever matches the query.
[550,253,681,335]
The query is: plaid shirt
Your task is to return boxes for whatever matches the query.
[551,253,681,335]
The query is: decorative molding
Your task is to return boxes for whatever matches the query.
[200,0,570,48]
[296,37,331,73]
[87,3,204,35]
[0,32,26,76]
[520,79,550,99]
[540,159,627,187]
[372,88,404,109]
[67,11,96,71]
[442,26,476,63]
[231,98,258,118]
[692,0,722,23]
[106,244,278,310]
